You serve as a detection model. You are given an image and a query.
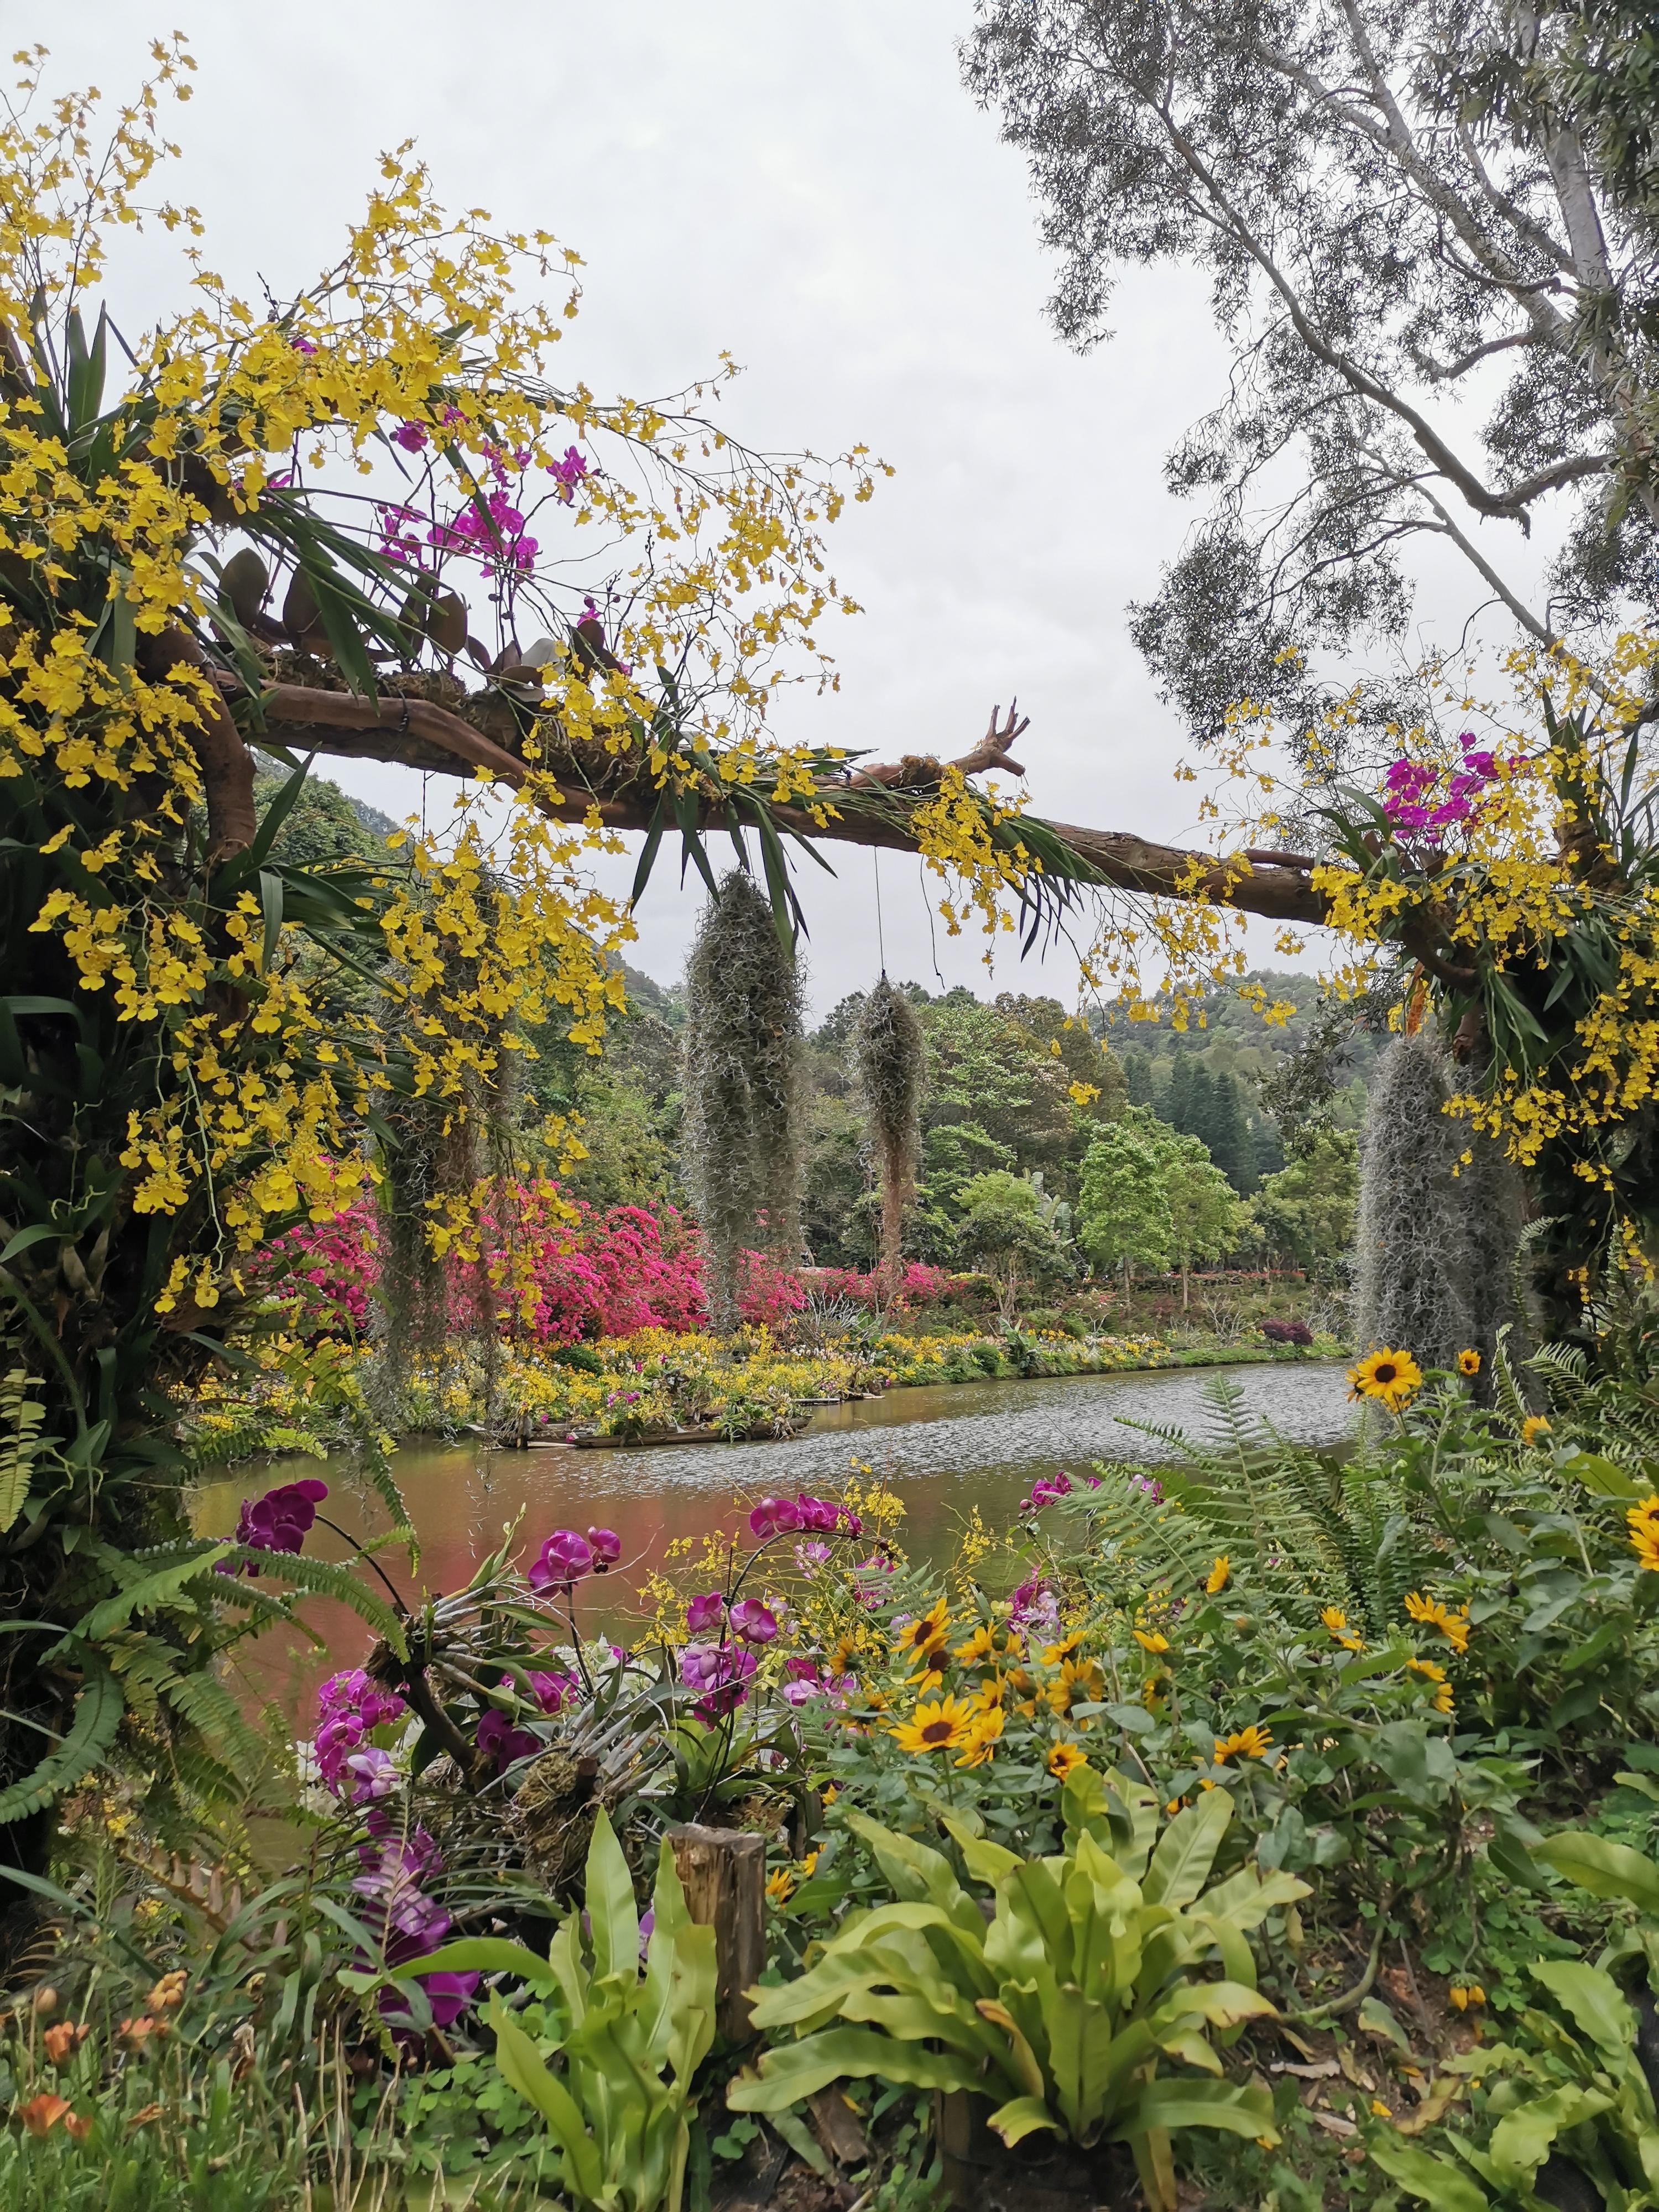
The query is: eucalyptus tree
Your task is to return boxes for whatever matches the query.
[963,1,1659,749]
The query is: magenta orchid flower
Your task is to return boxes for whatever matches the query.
[728,1598,778,1646]
[749,1497,801,1538]
[530,1529,593,1589]
[587,1527,621,1569]
[685,1590,725,1634]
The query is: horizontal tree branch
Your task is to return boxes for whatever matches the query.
[257,681,1335,930]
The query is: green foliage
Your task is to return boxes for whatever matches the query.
[409,1809,717,2212]
[1374,1829,1659,2207]
[1253,1122,1359,1277]
[953,1170,1073,1319]
[731,1780,1290,2210]
[682,872,806,1329]
[1077,1107,1176,1276]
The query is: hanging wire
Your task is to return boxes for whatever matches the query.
[874,847,887,976]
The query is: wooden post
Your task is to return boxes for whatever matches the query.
[667,1824,765,2046]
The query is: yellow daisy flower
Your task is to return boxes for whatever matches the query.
[1206,1556,1230,1594]
[954,1707,1004,1769]
[1521,1415,1551,1444]
[1404,1592,1471,1654]
[1133,1628,1170,1655]
[765,1868,795,1906]
[1347,1348,1423,1410]
[1045,1657,1107,1717]
[1040,1630,1084,1665]
[896,1598,950,1669]
[1047,1742,1087,1780]
[1457,1349,1481,1376]
[1407,1657,1455,1713]
[889,1694,974,1756]
[1629,1496,1659,1572]
[1214,1725,1273,1764]
[1321,1605,1365,1652]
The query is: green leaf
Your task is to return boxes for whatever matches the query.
[584,1806,638,1983]
[0,1366,49,1534]
[400,1937,560,1985]
[72,1545,233,1644]
[1143,1788,1233,1908]
[1368,2141,1490,2209]
[1488,2084,1614,2182]
[1528,1961,1635,2056]
[219,1548,408,1659]
[1561,1449,1645,1500]
[985,2095,1060,2147]
[1535,1829,1659,1915]
[0,1662,123,1824]
[724,2027,974,2112]
[486,1997,604,2201]
[1114,2077,1278,2143]
[1357,1996,1412,2052]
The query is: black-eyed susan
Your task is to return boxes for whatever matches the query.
[1045,1657,1107,1718]
[1214,1724,1273,1764]
[1407,1657,1454,1714]
[1321,1605,1365,1653]
[1206,1556,1231,1594]
[1629,1496,1659,1572]
[954,1707,1004,1769]
[888,1694,974,1756]
[1404,1591,1471,1655]
[1347,1348,1423,1411]
[1047,1742,1087,1780]
[895,1598,950,1670]
[1040,1629,1084,1666]
[1522,1414,1552,1445]
[1457,1348,1481,1377]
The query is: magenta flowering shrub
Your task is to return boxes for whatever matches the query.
[734,1249,807,1329]
[798,1260,955,1310]
[262,1189,709,1343]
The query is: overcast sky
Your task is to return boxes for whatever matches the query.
[43,4,1541,1016]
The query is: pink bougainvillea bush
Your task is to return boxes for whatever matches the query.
[259,1188,711,1343]
[798,1261,960,1310]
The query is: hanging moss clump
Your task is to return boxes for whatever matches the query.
[1354,1032,1495,1377]
[854,977,924,1283]
[372,907,521,1425]
[681,870,806,1331]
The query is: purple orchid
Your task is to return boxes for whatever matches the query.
[749,1497,801,1539]
[685,1590,725,1635]
[477,1707,539,1773]
[530,1528,593,1589]
[728,1598,778,1646]
[227,1478,327,1574]
[587,1527,621,1570]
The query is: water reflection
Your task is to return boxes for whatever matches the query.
[193,1360,1352,1724]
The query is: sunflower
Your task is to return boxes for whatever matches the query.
[1046,1657,1107,1718]
[953,1623,998,1664]
[765,1868,795,1906]
[1627,1496,1659,1572]
[1321,1605,1365,1653]
[888,1694,974,1756]
[896,1599,950,1673]
[974,1675,1008,1711]
[1404,1592,1470,1654]
[1206,1556,1231,1594]
[1047,1742,1088,1780]
[954,1708,1004,1769]
[1457,1348,1481,1377]
[1214,1724,1273,1764]
[1347,1348,1423,1410]
[1522,1415,1552,1445]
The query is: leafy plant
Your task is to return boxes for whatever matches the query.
[729,1770,1297,2212]
[408,1808,717,2212]
[1374,1829,1659,2209]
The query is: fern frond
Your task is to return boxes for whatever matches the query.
[0,1663,123,1824]
[0,1365,49,1535]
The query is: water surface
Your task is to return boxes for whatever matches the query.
[194,1360,1352,1721]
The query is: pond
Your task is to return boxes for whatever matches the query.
[192,1359,1354,1725]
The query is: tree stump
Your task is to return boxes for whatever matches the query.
[667,1823,765,2046]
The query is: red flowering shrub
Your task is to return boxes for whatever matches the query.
[255,1198,379,1335]
[735,1250,806,1329]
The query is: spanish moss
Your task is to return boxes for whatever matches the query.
[854,977,924,1283]
[681,870,806,1331]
